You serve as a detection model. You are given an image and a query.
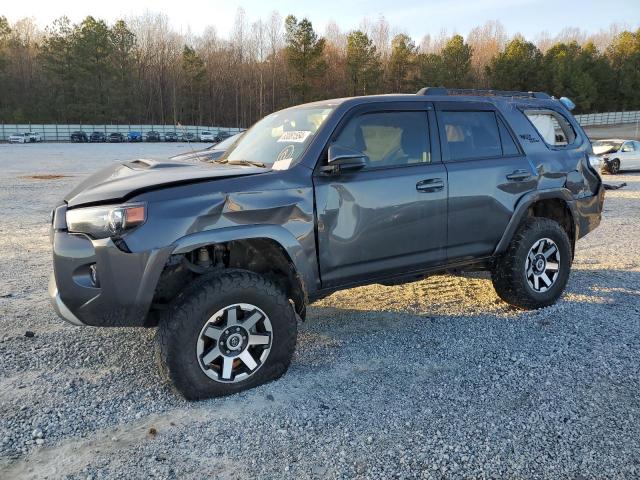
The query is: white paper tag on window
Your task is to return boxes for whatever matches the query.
[272,158,293,170]
[277,130,311,143]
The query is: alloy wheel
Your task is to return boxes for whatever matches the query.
[196,303,273,383]
[525,237,561,293]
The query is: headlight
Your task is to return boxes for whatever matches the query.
[66,204,146,239]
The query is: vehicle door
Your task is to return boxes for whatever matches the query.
[436,102,537,261]
[313,102,447,288]
[621,141,637,169]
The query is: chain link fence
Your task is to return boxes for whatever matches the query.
[0,124,243,142]
[1,110,639,142]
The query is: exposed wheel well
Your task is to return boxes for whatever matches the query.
[150,238,306,323]
[526,198,575,252]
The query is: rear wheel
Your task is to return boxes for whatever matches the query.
[155,270,298,400]
[492,218,572,309]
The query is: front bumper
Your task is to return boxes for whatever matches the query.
[49,205,173,327]
[48,275,85,326]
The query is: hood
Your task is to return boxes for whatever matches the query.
[64,159,266,207]
[593,145,619,155]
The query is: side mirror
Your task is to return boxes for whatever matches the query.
[321,145,367,174]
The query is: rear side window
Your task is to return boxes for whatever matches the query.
[440,111,502,161]
[524,109,577,147]
[497,117,520,156]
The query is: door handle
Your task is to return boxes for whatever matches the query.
[416,178,444,193]
[506,169,532,181]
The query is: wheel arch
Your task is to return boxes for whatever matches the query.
[494,189,577,257]
[166,225,313,317]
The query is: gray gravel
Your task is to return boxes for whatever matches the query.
[1,143,639,479]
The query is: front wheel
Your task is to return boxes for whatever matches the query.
[155,270,298,400]
[492,218,572,309]
[608,159,621,174]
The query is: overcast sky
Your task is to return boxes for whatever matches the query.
[4,0,639,40]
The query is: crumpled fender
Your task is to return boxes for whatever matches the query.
[171,224,314,301]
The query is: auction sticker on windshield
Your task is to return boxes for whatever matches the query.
[277,131,311,143]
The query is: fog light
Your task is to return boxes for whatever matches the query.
[89,264,100,287]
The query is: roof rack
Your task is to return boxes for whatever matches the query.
[416,87,551,100]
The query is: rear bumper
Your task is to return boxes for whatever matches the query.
[49,205,173,327]
[574,184,605,240]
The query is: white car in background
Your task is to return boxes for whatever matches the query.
[593,139,640,174]
[7,132,42,143]
[8,133,31,143]
[27,132,42,142]
[199,131,215,142]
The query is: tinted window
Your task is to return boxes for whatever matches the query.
[497,117,520,156]
[333,111,430,169]
[441,111,502,161]
[524,109,577,147]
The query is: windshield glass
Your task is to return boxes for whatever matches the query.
[221,106,334,169]
[207,132,242,151]
[593,140,623,149]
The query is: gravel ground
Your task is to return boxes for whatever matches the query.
[0,143,639,479]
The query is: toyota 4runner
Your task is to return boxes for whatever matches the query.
[49,88,604,399]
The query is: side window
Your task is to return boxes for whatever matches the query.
[524,109,577,147]
[333,111,430,169]
[621,142,634,152]
[440,110,502,161]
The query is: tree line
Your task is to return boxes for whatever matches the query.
[0,11,639,127]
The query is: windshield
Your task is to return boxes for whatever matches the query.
[593,140,623,149]
[221,106,334,169]
[207,132,242,151]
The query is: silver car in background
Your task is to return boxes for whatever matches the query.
[593,139,640,174]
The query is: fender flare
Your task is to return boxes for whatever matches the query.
[171,224,315,301]
[493,188,577,255]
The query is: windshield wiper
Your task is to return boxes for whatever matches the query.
[216,159,267,168]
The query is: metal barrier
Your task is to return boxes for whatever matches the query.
[574,111,640,127]
[1,111,639,141]
[0,124,243,142]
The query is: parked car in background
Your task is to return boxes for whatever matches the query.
[90,132,106,142]
[213,131,232,143]
[146,131,161,142]
[593,139,640,173]
[70,131,88,142]
[199,131,215,142]
[127,131,143,142]
[183,132,197,142]
[171,132,243,162]
[164,131,181,142]
[108,133,125,143]
[26,132,42,142]
[8,133,30,143]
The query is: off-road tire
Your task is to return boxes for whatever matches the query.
[492,218,572,309]
[155,269,298,400]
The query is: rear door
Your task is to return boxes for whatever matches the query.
[314,102,448,287]
[436,102,537,261]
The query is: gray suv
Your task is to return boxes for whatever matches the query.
[49,88,604,399]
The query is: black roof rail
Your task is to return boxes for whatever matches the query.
[416,86,551,100]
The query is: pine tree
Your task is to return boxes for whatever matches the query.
[346,30,380,96]
[284,16,325,102]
